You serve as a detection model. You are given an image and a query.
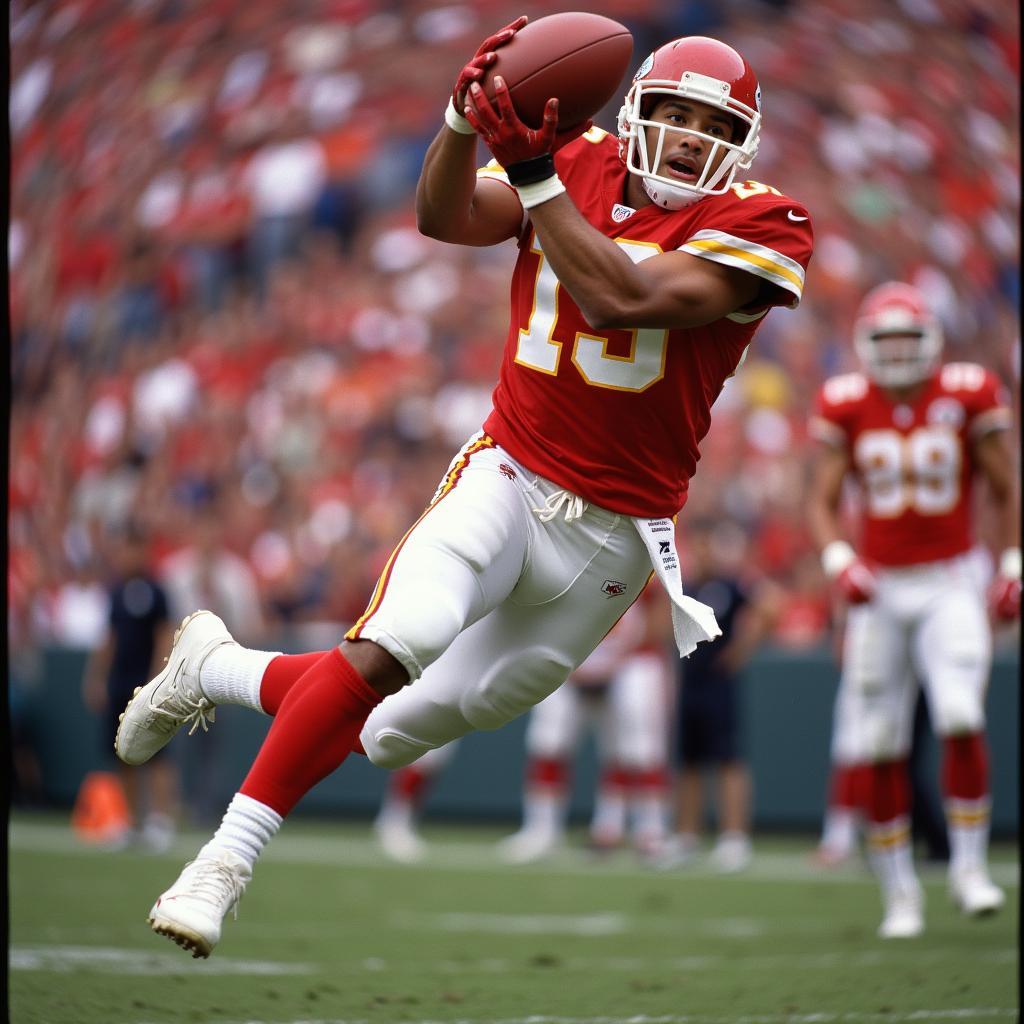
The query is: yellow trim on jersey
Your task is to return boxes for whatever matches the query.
[681,229,805,303]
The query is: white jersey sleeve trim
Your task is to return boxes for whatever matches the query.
[968,406,1012,439]
[680,228,805,307]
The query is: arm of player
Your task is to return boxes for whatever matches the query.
[529,198,761,329]
[415,18,530,247]
[807,442,876,604]
[415,128,526,247]
[973,429,1021,620]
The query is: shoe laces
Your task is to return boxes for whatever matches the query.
[533,489,587,524]
[154,681,216,736]
[181,858,247,920]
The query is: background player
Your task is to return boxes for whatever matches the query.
[116,26,813,958]
[497,587,674,864]
[808,281,1019,938]
[658,518,780,872]
[373,591,673,865]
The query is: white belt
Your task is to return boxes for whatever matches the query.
[632,516,721,658]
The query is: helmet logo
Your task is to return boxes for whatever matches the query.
[754,85,761,112]
[634,53,654,81]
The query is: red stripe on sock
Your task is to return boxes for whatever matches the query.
[630,767,669,793]
[867,760,910,824]
[241,648,382,816]
[942,733,989,801]
[391,766,431,804]
[259,652,330,715]
[528,757,569,789]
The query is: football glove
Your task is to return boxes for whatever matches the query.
[989,575,1021,621]
[452,15,528,110]
[465,78,592,166]
[822,540,876,605]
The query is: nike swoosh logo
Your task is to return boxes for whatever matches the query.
[787,211,808,222]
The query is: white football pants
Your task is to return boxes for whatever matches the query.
[356,434,654,769]
[829,549,993,763]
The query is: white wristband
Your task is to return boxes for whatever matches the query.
[821,540,857,579]
[515,173,566,209]
[444,97,475,135]
[998,547,1022,580]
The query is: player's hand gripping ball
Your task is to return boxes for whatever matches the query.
[467,12,632,133]
[452,15,528,110]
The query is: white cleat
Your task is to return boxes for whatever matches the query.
[878,885,924,939]
[148,850,251,958]
[709,834,753,874]
[650,833,700,870]
[115,611,235,765]
[949,867,1005,917]
[496,828,563,865]
[374,817,427,864]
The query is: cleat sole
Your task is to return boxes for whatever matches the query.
[149,916,213,958]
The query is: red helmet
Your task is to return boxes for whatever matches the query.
[854,282,943,387]
[617,37,761,210]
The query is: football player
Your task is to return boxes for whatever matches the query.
[116,24,813,957]
[808,282,1019,939]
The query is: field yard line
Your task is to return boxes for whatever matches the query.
[10,944,315,975]
[9,822,1020,887]
[12,944,1015,978]
[128,1008,1021,1024]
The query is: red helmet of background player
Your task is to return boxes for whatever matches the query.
[617,36,761,210]
[854,282,943,388]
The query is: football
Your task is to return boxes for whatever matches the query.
[475,12,633,130]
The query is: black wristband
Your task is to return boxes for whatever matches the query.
[505,153,556,186]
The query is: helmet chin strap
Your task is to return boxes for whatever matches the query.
[641,176,703,210]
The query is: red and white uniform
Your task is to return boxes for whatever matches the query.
[810,364,1011,567]
[810,363,1012,759]
[357,132,812,771]
[484,129,813,518]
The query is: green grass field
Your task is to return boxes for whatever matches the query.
[8,814,1019,1024]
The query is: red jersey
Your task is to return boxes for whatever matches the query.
[480,129,814,518]
[809,363,1012,566]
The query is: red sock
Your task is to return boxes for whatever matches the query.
[631,767,669,794]
[867,760,910,824]
[830,763,871,814]
[259,652,330,715]
[942,733,989,801]
[241,649,382,815]
[391,765,431,806]
[527,757,569,790]
[600,764,631,793]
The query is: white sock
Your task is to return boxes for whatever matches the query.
[591,787,627,842]
[945,796,991,874]
[521,787,566,836]
[200,646,281,714]
[199,793,283,873]
[821,807,858,854]
[867,816,918,896]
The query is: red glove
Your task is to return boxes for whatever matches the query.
[835,559,877,604]
[989,574,1021,621]
[465,77,592,167]
[452,15,528,109]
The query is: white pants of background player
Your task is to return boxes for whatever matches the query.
[357,434,656,769]
[822,549,993,859]
[499,650,672,861]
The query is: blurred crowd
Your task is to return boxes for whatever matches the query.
[9,0,1020,657]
